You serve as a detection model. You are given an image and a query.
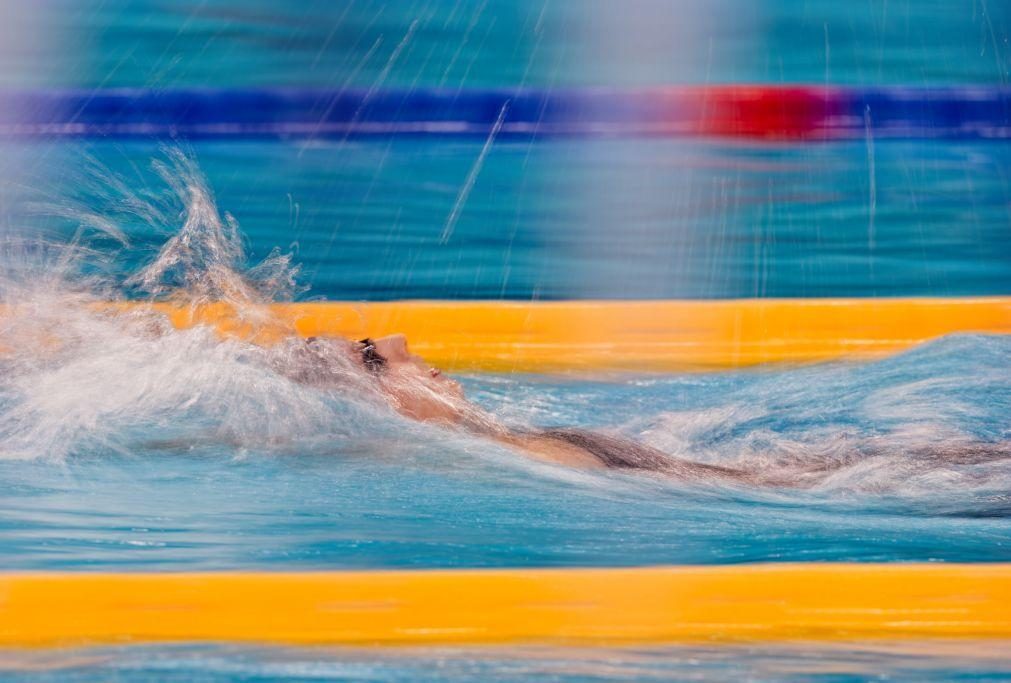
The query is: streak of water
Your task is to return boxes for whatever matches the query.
[440,101,509,243]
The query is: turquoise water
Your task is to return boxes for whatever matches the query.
[1,334,1010,571]
[6,1,1009,88]
[4,642,1011,682]
[4,138,1010,300]
[1,310,1009,572]
[1,1,1010,680]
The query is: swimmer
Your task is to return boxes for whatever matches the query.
[280,333,811,484]
[281,333,1011,486]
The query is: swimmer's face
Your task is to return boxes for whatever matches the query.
[370,334,465,422]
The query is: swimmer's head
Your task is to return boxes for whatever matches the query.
[369,334,465,422]
[299,333,464,423]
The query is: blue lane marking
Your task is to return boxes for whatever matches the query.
[0,86,1008,139]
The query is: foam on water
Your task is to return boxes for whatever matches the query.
[467,334,1011,511]
[0,151,414,463]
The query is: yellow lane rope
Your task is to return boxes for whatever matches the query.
[2,297,1008,371]
[148,297,1011,371]
[2,564,1010,647]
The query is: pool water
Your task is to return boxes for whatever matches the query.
[4,138,1010,300]
[7,1,1009,88]
[4,642,1011,682]
[1,1,1010,680]
[2,321,1009,571]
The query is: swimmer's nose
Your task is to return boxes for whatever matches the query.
[373,334,411,362]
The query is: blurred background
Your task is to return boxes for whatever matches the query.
[0,0,1008,300]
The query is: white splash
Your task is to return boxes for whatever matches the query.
[0,151,388,461]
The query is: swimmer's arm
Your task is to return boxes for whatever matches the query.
[492,432,607,469]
